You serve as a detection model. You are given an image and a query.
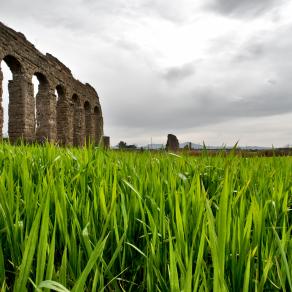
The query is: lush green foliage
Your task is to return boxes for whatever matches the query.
[0,144,291,291]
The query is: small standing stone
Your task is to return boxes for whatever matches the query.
[102,136,110,149]
[166,134,179,151]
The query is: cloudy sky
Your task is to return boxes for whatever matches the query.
[1,0,292,147]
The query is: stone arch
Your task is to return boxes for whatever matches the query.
[93,106,102,144]
[33,72,50,142]
[0,23,103,145]
[84,101,91,144]
[2,55,23,74]
[0,55,26,141]
[72,93,81,146]
[55,84,67,145]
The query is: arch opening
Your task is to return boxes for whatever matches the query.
[72,94,81,146]
[0,60,11,138]
[32,75,39,130]
[0,55,25,141]
[72,94,79,104]
[93,106,101,144]
[55,85,65,102]
[55,85,66,144]
[32,72,49,142]
[3,55,22,75]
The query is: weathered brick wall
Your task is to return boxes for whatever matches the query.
[0,21,103,145]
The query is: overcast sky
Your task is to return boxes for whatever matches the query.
[1,0,292,147]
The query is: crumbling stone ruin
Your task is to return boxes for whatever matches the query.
[0,22,103,145]
[102,136,110,149]
[166,134,179,151]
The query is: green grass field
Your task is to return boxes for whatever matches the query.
[0,144,291,291]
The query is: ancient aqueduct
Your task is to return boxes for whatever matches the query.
[0,22,103,146]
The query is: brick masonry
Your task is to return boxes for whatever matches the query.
[0,22,103,146]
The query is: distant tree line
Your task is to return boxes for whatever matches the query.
[118,141,137,150]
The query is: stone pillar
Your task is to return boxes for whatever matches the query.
[24,79,35,142]
[92,106,103,145]
[91,112,96,144]
[78,106,83,146]
[0,67,3,139]
[48,89,57,142]
[97,116,103,144]
[35,85,52,143]
[56,98,70,145]
[72,104,82,146]
[68,102,74,146]
[80,107,86,146]
[84,108,91,145]
[92,113,102,145]
[8,74,31,142]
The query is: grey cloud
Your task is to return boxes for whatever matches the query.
[162,62,196,82]
[267,79,277,85]
[139,0,193,23]
[1,0,113,34]
[105,23,292,132]
[234,42,265,62]
[232,24,292,64]
[114,39,141,53]
[107,77,292,133]
[85,0,198,23]
[208,0,282,17]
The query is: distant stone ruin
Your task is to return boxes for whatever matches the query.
[166,134,179,151]
[0,22,103,145]
[102,136,110,149]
